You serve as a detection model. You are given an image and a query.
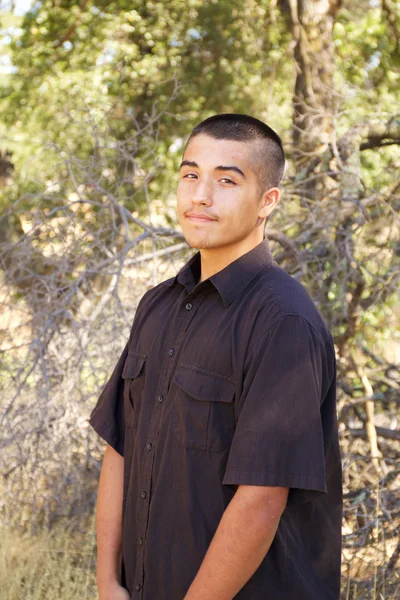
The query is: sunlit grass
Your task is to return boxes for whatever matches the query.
[0,516,97,600]
[1,512,399,599]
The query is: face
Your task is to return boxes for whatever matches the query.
[177,133,279,252]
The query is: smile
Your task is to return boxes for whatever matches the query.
[187,216,216,223]
[186,212,217,223]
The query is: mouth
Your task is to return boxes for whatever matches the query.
[185,212,217,223]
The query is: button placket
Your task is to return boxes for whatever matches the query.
[135,449,155,594]
[181,290,207,334]
[132,290,207,597]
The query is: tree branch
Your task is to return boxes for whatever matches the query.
[359,116,400,150]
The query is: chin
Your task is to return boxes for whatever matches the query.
[187,238,230,251]
[183,232,213,249]
[185,238,207,250]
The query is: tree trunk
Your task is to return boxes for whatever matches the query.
[281,0,342,166]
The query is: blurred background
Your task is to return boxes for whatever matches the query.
[0,1,399,598]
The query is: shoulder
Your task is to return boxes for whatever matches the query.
[249,265,333,346]
[135,275,176,309]
[127,276,177,343]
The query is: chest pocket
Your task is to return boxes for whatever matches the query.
[122,352,147,429]
[171,364,236,452]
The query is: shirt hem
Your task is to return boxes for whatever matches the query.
[222,469,327,494]
[89,414,124,457]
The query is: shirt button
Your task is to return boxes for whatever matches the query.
[147,443,152,451]
[185,302,193,310]
[135,583,141,591]
[141,490,147,499]
[157,395,164,403]
[139,537,143,546]
[168,348,174,356]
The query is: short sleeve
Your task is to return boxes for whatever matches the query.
[222,315,335,504]
[89,342,129,456]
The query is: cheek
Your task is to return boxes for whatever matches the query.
[225,196,253,223]
[176,185,188,211]
[176,182,184,200]
[177,180,195,201]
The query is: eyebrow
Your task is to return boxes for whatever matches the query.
[179,160,246,179]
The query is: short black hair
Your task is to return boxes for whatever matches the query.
[185,113,285,194]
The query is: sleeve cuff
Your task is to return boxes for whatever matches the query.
[89,413,124,457]
[222,469,327,495]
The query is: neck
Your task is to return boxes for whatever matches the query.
[199,235,265,282]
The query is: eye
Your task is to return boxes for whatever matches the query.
[182,173,197,179]
[220,178,236,185]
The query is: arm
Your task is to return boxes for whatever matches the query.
[184,484,289,600]
[96,444,129,600]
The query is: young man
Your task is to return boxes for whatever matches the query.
[90,114,342,600]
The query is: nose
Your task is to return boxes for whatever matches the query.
[192,178,212,206]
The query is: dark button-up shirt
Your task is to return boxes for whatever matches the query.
[89,239,342,600]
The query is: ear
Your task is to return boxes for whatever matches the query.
[258,187,280,220]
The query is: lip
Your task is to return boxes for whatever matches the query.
[186,212,217,222]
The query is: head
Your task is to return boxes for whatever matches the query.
[177,113,285,253]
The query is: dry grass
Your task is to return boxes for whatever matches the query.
[342,547,400,600]
[0,516,97,600]
[1,512,399,600]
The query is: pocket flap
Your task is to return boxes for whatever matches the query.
[173,364,235,403]
[122,352,146,379]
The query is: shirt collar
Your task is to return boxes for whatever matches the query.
[168,238,277,307]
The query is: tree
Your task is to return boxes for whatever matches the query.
[1,1,399,595]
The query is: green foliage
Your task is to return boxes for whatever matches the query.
[0,0,294,205]
[1,0,398,212]
[1,4,399,598]
[334,6,400,113]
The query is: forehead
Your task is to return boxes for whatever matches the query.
[183,133,253,169]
